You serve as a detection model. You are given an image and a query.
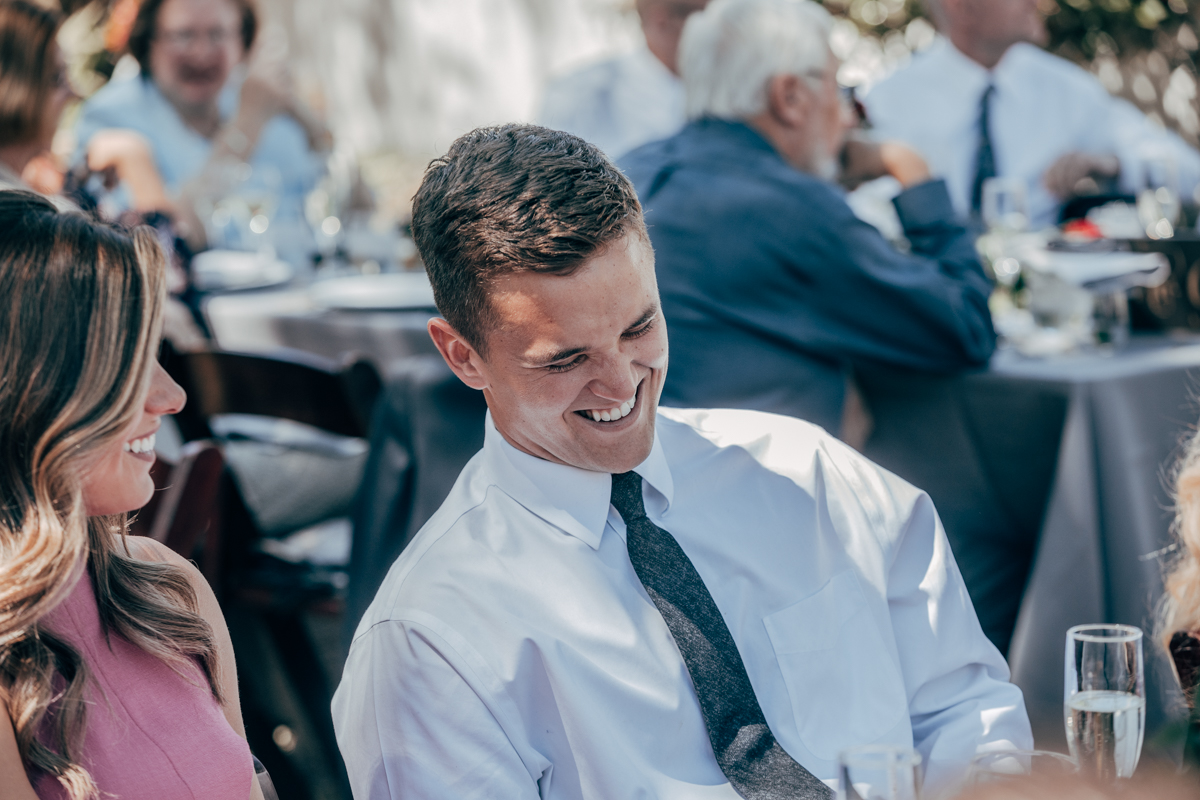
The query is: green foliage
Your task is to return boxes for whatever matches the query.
[1043,0,1195,61]
[816,0,1198,62]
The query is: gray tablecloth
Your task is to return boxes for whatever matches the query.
[861,338,1200,750]
[203,287,438,369]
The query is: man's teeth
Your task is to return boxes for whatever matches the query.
[587,397,635,423]
[122,434,156,454]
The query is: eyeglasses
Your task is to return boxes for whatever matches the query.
[155,27,239,51]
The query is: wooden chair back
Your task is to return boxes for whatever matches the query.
[168,347,382,440]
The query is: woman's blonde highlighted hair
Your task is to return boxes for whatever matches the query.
[1161,425,1200,682]
[0,191,221,799]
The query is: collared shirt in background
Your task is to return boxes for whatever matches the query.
[333,408,1032,800]
[538,44,685,159]
[864,37,1200,227]
[620,118,996,434]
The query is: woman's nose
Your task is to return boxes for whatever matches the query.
[146,360,187,417]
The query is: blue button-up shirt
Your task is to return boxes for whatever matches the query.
[620,119,996,433]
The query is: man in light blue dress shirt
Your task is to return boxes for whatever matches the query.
[539,0,709,160]
[864,0,1200,226]
[332,118,1031,799]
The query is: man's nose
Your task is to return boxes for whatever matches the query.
[589,357,639,402]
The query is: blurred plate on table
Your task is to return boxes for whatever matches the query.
[192,249,294,291]
[310,272,437,310]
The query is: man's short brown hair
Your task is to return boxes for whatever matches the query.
[411,124,647,358]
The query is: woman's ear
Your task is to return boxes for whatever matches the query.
[428,318,489,390]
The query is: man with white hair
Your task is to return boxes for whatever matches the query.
[620,0,996,437]
[538,0,709,159]
[864,0,1200,227]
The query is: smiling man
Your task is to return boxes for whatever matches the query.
[331,124,1032,800]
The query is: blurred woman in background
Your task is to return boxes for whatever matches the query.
[0,191,263,800]
[0,1,76,197]
[0,0,172,212]
[74,0,329,253]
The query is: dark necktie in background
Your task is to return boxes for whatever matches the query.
[970,83,997,219]
[610,471,833,800]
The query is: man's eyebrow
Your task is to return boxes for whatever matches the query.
[623,304,659,334]
[526,304,659,366]
[528,345,587,366]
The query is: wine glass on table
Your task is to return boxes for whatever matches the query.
[837,745,921,800]
[1064,624,1145,781]
[981,177,1029,235]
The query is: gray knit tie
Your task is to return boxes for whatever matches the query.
[611,471,833,799]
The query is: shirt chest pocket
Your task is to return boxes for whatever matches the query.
[763,570,908,762]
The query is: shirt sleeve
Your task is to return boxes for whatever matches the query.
[882,486,1033,792]
[332,619,545,800]
[1105,94,1200,203]
[782,178,996,373]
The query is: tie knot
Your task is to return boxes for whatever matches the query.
[610,471,648,523]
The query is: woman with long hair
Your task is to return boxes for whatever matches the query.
[0,191,263,799]
[1160,427,1200,765]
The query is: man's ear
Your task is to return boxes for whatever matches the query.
[767,73,809,129]
[428,318,489,391]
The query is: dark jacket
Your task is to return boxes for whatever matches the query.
[620,118,996,433]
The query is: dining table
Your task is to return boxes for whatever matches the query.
[859,335,1200,752]
[203,275,1200,756]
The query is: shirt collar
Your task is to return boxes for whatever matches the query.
[934,34,1024,91]
[482,411,675,550]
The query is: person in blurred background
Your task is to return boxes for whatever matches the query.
[0,0,74,196]
[620,0,995,438]
[863,0,1200,227]
[538,0,709,159]
[73,0,328,251]
[0,0,177,214]
[0,192,264,799]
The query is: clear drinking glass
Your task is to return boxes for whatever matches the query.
[1142,153,1180,225]
[966,750,1077,786]
[837,745,921,800]
[982,177,1029,233]
[1064,624,1145,781]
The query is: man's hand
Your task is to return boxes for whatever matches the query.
[841,137,931,189]
[1043,151,1119,198]
[86,129,171,212]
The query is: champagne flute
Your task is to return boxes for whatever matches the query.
[837,745,921,800]
[1064,624,1145,781]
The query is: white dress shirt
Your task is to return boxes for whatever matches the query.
[863,37,1200,226]
[538,44,686,159]
[333,407,1031,799]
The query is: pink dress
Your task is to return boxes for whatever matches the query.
[32,569,253,799]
